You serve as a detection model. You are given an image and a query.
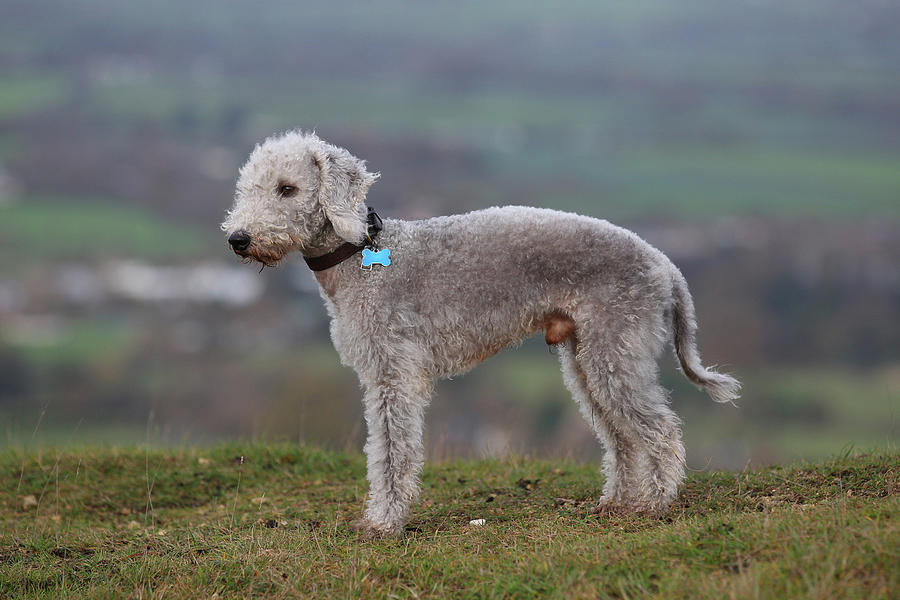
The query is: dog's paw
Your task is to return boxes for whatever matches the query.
[590,496,669,519]
[589,496,627,517]
[351,518,400,540]
[636,503,669,518]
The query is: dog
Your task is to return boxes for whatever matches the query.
[222,130,740,537]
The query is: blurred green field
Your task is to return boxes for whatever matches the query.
[0,199,217,268]
[3,0,899,220]
[514,146,900,218]
[3,313,896,467]
[0,74,67,120]
[5,71,897,220]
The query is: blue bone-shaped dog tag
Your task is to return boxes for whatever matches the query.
[361,247,391,268]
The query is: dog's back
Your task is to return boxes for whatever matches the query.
[361,206,674,376]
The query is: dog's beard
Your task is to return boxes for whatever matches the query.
[236,243,288,269]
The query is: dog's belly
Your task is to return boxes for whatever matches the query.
[427,309,576,377]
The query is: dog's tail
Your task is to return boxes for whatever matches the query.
[670,271,741,404]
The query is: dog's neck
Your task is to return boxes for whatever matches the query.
[304,210,385,296]
[300,222,348,259]
[313,265,345,299]
[303,223,360,299]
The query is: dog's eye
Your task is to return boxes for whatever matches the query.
[278,184,297,198]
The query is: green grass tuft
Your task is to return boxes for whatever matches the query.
[1,444,897,598]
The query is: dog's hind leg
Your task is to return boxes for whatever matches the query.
[572,311,685,515]
[604,372,685,515]
[356,369,432,538]
[557,338,641,508]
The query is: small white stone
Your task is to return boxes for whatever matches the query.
[468,518,486,527]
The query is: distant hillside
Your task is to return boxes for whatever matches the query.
[2,444,897,598]
[1,0,899,222]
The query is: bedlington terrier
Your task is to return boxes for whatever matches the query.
[222,130,740,538]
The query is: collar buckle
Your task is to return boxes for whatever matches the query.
[364,207,383,249]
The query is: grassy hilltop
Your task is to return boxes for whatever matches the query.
[1,444,897,599]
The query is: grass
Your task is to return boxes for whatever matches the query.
[1,444,897,598]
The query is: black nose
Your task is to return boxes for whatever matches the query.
[228,230,252,252]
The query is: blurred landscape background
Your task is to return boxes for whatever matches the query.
[0,0,897,468]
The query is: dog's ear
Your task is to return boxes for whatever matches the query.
[313,145,379,244]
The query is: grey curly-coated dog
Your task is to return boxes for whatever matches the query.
[222,130,740,538]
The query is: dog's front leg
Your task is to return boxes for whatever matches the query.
[355,371,431,538]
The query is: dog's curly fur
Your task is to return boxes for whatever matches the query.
[222,130,740,538]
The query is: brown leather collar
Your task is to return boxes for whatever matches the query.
[302,208,384,272]
[303,241,366,271]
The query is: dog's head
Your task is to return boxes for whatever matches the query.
[221,131,378,266]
